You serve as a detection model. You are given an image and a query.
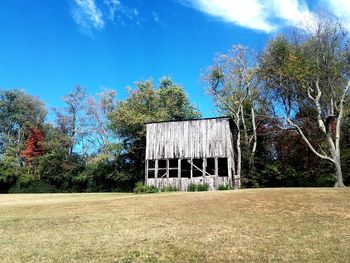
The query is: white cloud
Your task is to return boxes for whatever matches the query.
[180,0,316,33]
[71,0,143,35]
[133,8,139,16]
[324,0,350,30]
[152,11,160,23]
[103,0,121,21]
[72,0,105,34]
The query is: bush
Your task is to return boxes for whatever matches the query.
[161,185,178,192]
[133,182,159,194]
[187,183,209,192]
[9,178,58,193]
[218,184,233,190]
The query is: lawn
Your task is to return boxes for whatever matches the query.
[0,188,349,263]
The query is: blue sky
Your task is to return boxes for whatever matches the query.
[1,0,349,118]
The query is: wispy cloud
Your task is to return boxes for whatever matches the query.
[71,0,105,35]
[71,0,142,36]
[180,0,316,33]
[103,0,121,21]
[152,11,160,23]
[324,0,350,30]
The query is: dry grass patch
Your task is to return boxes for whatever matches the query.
[0,188,349,262]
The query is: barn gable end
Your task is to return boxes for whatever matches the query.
[146,118,234,160]
[145,117,238,191]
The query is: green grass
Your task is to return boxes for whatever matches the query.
[0,188,349,262]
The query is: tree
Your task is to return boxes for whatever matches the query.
[35,123,86,191]
[109,77,200,181]
[0,89,46,161]
[204,45,262,188]
[55,85,86,155]
[21,128,45,163]
[84,88,117,154]
[260,15,350,187]
[0,144,20,192]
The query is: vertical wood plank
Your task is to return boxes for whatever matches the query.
[178,159,181,178]
[228,157,233,186]
[155,160,158,179]
[145,160,149,180]
[215,157,218,177]
[190,158,193,179]
[203,158,207,177]
[166,159,169,178]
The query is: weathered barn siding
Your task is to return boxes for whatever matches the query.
[146,118,234,160]
[145,118,237,190]
[146,177,231,191]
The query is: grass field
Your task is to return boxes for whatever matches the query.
[0,188,349,263]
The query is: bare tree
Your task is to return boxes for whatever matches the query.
[85,88,117,153]
[204,45,260,189]
[55,85,86,155]
[261,15,350,187]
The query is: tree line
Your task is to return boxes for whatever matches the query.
[0,14,349,192]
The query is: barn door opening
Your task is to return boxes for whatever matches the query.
[180,159,191,178]
[206,158,215,176]
[147,160,156,178]
[158,160,167,178]
[169,159,178,178]
[218,158,228,177]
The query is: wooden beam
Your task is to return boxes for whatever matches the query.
[190,158,193,179]
[166,159,169,178]
[145,160,149,180]
[202,158,207,177]
[178,159,181,178]
[155,160,158,179]
[215,157,218,178]
[187,159,212,177]
[228,158,233,186]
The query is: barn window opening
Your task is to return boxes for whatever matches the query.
[157,159,167,178]
[148,170,155,178]
[158,160,166,169]
[169,159,178,168]
[169,169,178,178]
[148,160,155,169]
[218,158,228,177]
[206,158,215,176]
[169,159,178,178]
[147,160,156,178]
[192,158,203,177]
[181,159,191,178]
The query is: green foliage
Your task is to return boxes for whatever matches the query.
[161,185,178,192]
[109,77,200,182]
[0,161,19,192]
[0,143,21,192]
[188,183,209,192]
[133,182,159,194]
[0,89,47,136]
[9,175,57,193]
[218,184,233,190]
[76,152,134,192]
[0,43,349,193]
[0,89,47,162]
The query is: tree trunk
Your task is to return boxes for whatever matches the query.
[334,157,344,187]
[331,147,345,187]
[236,125,241,190]
[250,106,257,166]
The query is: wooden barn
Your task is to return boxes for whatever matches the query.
[145,117,238,191]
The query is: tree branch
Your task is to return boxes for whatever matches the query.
[286,117,335,163]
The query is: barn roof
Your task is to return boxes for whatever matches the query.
[145,117,234,160]
[145,116,231,125]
